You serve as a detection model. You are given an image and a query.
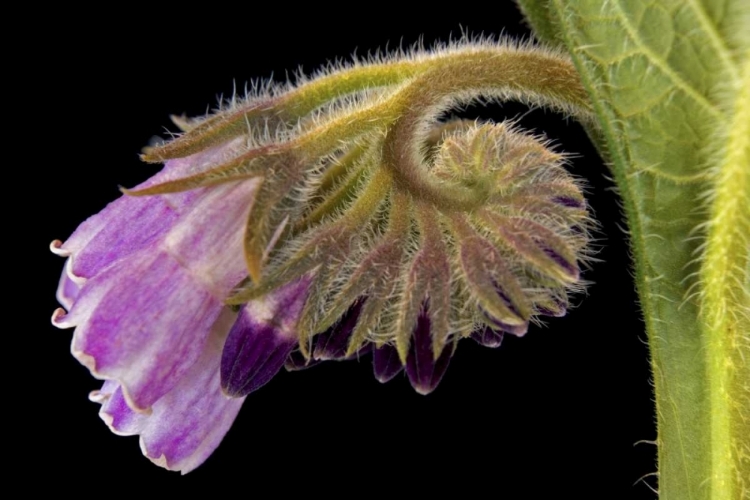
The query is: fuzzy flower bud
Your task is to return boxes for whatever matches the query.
[51,39,594,471]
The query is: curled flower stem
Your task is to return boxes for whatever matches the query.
[382,57,591,211]
[141,62,422,162]
[142,46,591,163]
[133,47,593,200]
[296,49,593,160]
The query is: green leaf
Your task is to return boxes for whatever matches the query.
[515,0,564,47]
[531,1,750,498]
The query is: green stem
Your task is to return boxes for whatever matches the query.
[537,1,750,497]
[700,58,750,500]
[550,8,711,495]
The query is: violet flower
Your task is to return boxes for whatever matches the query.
[52,41,594,473]
[51,140,309,473]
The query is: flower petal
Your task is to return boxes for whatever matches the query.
[65,190,200,280]
[405,310,452,395]
[90,308,245,474]
[58,171,259,411]
[163,178,260,294]
[56,259,81,311]
[56,139,245,281]
[221,278,311,397]
[70,249,224,411]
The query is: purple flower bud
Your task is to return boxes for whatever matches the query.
[552,195,585,209]
[221,278,311,397]
[537,296,568,317]
[480,309,529,336]
[313,299,364,361]
[541,246,580,281]
[405,307,453,395]
[479,285,529,336]
[471,328,505,348]
[284,349,323,372]
[372,343,404,383]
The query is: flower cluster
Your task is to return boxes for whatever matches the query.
[52,40,594,472]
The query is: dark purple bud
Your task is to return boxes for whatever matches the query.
[313,300,363,361]
[406,309,452,395]
[537,296,568,317]
[541,246,579,280]
[552,195,585,209]
[355,343,373,357]
[471,327,505,348]
[372,343,404,383]
[284,350,322,372]
[221,312,296,397]
[480,308,529,336]
[479,286,528,335]
[221,279,311,397]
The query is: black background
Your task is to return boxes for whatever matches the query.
[28,4,655,497]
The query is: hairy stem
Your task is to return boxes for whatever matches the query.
[523,0,750,497]
[144,46,593,163]
[700,58,750,499]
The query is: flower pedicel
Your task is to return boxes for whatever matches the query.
[51,40,595,472]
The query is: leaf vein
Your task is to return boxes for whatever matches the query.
[610,0,723,119]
